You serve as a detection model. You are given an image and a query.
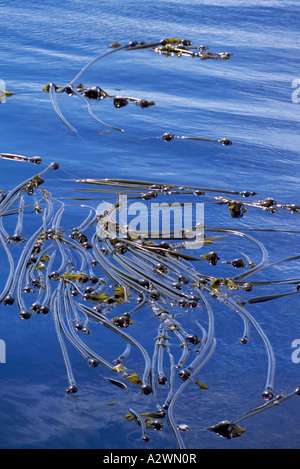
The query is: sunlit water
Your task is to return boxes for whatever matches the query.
[0,0,299,449]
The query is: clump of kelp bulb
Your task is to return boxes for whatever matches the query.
[112,38,232,61]
[43,82,156,110]
[0,164,299,449]
[43,38,231,133]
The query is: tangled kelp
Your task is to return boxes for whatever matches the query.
[0,164,299,448]
[43,38,232,134]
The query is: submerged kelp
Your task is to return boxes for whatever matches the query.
[0,164,299,448]
[43,39,232,134]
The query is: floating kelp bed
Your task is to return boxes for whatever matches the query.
[0,163,299,448]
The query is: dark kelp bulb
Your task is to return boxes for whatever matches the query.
[12,233,23,243]
[50,162,59,171]
[262,388,274,400]
[138,279,150,289]
[159,241,170,249]
[178,275,189,285]
[142,191,158,200]
[158,375,168,385]
[239,337,248,344]
[150,420,163,431]
[188,300,198,308]
[231,258,246,268]
[161,132,175,141]
[83,87,101,100]
[113,97,129,108]
[3,294,14,305]
[29,156,42,165]
[66,384,78,394]
[90,275,99,284]
[178,299,189,307]
[194,190,205,196]
[150,289,160,300]
[202,251,220,265]
[154,263,167,273]
[242,282,253,291]
[219,138,232,146]
[185,334,200,345]
[140,384,152,395]
[88,358,100,367]
[19,310,32,320]
[49,271,59,280]
[207,421,246,439]
[82,242,92,250]
[178,369,191,381]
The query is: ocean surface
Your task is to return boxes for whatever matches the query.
[0,0,299,450]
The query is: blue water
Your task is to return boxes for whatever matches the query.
[0,0,300,450]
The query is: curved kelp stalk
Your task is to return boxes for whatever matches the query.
[48,83,78,133]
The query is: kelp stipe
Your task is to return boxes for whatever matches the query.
[161,133,232,145]
[48,83,78,133]
[0,153,42,164]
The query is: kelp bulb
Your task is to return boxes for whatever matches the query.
[140,384,152,395]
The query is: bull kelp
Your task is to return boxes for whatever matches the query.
[0,164,299,448]
[43,38,232,134]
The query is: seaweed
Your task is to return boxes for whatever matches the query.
[0,165,299,448]
[43,38,231,134]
